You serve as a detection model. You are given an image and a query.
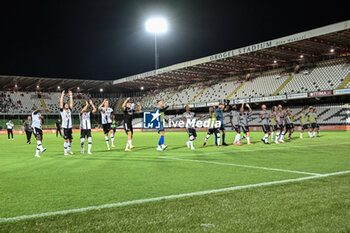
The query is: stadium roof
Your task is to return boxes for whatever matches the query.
[113,20,350,91]
[0,75,114,93]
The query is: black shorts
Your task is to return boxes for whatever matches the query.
[273,124,280,131]
[187,128,197,138]
[270,125,276,131]
[81,129,92,138]
[124,122,133,135]
[33,127,43,138]
[240,125,249,133]
[262,124,271,133]
[233,125,241,133]
[279,124,285,130]
[302,124,309,130]
[63,128,73,140]
[286,123,294,130]
[310,122,317,129]
[207,128,220,135]
[102,123,112,134]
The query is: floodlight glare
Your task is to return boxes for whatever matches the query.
[145,18,168,34]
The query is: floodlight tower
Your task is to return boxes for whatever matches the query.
[145,17,168,70]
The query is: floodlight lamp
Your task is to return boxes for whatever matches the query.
[145,18,168,34]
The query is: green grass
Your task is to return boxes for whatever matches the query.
[0,130,349,232]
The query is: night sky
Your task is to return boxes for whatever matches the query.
[1,0,348,80]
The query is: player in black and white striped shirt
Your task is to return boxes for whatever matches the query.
[230,103,243,146]
[259,104,271,144]
[60,90,74,155]
[277,104,286,143]
[239,103,253,145]
[79,99,96,154]
[31,106,49,157]
[182,105,202,150]
[98,99,114,150]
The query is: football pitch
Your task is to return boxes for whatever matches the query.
[1,130,349,232]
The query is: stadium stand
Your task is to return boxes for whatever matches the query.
[197,81,241,102]
[0,91,119,114]
[140,88,176,109]
[233,73,287,98]
[126,58,350,108]
[280,59,349,95]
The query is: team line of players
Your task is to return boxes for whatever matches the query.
[28,91,321,157]
[172,102,321,150]
[30,91,140,157]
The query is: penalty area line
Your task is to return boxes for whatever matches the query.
[1,170,349,223]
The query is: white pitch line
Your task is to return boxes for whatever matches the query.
[164,142,350,157]
[1,170,349,223]
[158,156,320,176]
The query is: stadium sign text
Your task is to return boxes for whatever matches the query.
[210,41,273,61]
[333,89,350,95]
[234,99,250,104]
[287,93,308,99]
[308,90,333,97]
[265,95,287,101]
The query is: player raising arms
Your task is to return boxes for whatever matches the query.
[215,103,228,146]
[60,90,74,155]
[156,100,171,151]
[98,99,115,150]
[79,99,96,154]
[31,106,49,157]
[122,97,141,152]
[203,106,221,147]
[259,104,270,144]
[239,102,253,145]
[230,103,243,146]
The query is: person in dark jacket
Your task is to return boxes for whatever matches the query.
[23,116,33,144]
[55,119,62,137]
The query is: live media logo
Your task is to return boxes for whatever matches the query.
[143,110,222,129]
[143,111,161,129]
